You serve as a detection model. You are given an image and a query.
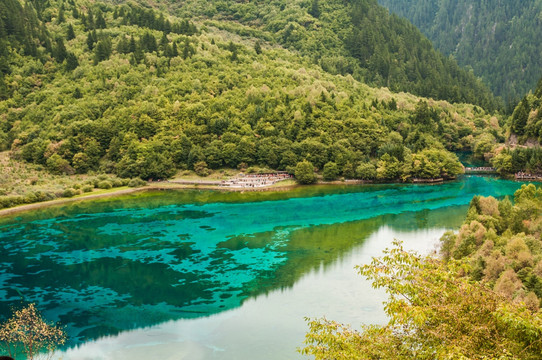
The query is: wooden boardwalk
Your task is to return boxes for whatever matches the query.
[515,172,542,181]
[464,167,497,174]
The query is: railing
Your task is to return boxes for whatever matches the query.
[464,167,497,173]
[515,172,542,181]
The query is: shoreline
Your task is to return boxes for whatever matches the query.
[0,181,302,217]
[0,174,518,217]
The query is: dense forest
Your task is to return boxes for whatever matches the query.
[0,0,505,200]
[488,76,542,175]
[378,0,542,104]
[141,0,501,110]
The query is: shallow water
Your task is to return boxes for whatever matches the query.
[0,176,526,359]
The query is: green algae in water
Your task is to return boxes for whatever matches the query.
[0,176,526,347]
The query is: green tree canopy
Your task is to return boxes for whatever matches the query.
[295,160,316,184]
[302,241,542,359]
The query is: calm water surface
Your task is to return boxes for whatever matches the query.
[0,176,525,359]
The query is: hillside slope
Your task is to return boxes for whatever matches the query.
[134,0,501,110]
[378,0,542,104]
[0,0,502,187]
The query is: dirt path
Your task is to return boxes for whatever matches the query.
[0,181,298,217]
[0,188,143,217]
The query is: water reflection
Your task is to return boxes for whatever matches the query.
[0,176,525,353]
[59,226,447,360]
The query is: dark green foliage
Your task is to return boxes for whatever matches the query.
[87,30,96,50]
[66,24,76,40]
[254,40,262,55]
[65,52,78,70]
[73,87,82,98]
[94,36,111,64]
[308,0,320,18]
[120,4,196,35]
[140,32,157,52]
[379,0,542,103]
[54,38,67,62]
[499,76,542,148]
[95,10,106,29]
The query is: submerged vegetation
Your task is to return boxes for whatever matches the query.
[2,0,542,357]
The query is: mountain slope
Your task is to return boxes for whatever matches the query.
[0,0,501,189]
[135,0,501,110]
[378,0,542,104]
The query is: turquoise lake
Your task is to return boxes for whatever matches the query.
[0,176,528,359]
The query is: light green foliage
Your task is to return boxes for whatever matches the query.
[376,153,400,180]
[0,0,486,184]
[322,161,339,181]
[445,184,542,308]
[170,0,499,110]
[491,150,513,174]
[302,241,542,359]
[194,161,210,177]
[473,133,496,160]
[295,160,316,184]
[355,162,376,180]
[411,148,463,179]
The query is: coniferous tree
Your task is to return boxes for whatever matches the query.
[73,87,82,98]
[86,30,97,51]
[308,0,320,18]
[54,38,67,63]
[254,40,262,55]
[116,36,129,54]
[95,10,106,29]
[66,24,75,40]
[511,98,530,136]
[160,33,169,51]
[0,75,7,100]
[94,36,112,64]
[229,41,238,61]
[86,9,95,30]
[65,52,78,71]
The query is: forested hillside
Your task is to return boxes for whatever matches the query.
[135,0,500,110]
[0,0,504,187]
[489,76,542,175]
[378,0,542,104]
[0,0,55,99]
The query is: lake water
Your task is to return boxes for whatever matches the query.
[0,176,526,359]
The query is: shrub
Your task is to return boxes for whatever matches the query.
[323,162,339,181]
[194,161,210,177]
[128,178,147,187]
[97,180,113,189]
[295,160,316,184]
[62,188,78,198]
[82,185,94,193]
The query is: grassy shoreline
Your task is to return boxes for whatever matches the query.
[0,180,302,217]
